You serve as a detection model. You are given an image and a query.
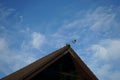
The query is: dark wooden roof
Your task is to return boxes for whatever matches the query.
[2,44,98,80]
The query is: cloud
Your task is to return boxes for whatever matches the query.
[0,4,120,80]
[91,39,120,61]
[21,31,46,51]
[0,37,8,50]
[19,16,23,23]
[0,7,14,20]
[0,37,37,77]
[89,7,117,32]
[31,32,45,49]
[88,39,120,80]
[48,6,120,49]
[0,6,15,24]
[0,31,46,78]
[0,6,39,77]
[63,6,120,33]
[48,6,120,50]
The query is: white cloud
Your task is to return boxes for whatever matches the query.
[91,45,108,60]
[0,5,44,78]
[31,32,45,49]
[0,6,14,21]
[89,39,120,80]
[20,27,30,34]
[49,6,120,49]
[0,5,119,80]
[89,7,116,31]
[63,6,119,33]
[92,39,120,61]
[45,6,120,49]
[110,71,120,80]
[19,16,23,23]
[0,37,36,77]
[0,37,8,50]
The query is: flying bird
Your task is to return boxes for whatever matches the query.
[72,39,77,44]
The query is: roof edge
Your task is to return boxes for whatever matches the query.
[2,44,71,80]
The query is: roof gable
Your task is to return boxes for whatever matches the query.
[2,44,98,80]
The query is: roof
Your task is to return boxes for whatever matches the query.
[2,44,98,80]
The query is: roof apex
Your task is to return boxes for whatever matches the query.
[66,43,70,48]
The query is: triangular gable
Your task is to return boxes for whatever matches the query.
[2,44,98,80]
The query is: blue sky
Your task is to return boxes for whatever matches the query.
[0,0,120,80]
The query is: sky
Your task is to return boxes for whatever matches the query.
[0,0,120,80]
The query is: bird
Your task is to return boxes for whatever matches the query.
[72,39,76,44]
